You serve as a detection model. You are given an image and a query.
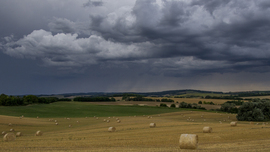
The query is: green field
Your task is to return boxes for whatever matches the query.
[0,102,193,118]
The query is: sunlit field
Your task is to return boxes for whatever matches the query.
[1,102,270,151]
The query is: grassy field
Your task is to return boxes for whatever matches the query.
[0,102,193,118]
[1,102,270,151]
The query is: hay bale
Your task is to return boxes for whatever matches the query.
[150,123,156,128]
[2,131,6,135]
[116,118,119,120]
[203,127,212,133]
[55,120,57,122]
[67,118,70,120]
[69,125,72,128]
[8,123,12,126]
[35,130,43,136]
[10,129,14,132]
[37,116,39,119]
[77,121,79,123]
[179,134,198,149]
[16,132,22,137]
[147,116,150,119]
[230,121,237,127]
[108,127,116,132]
[55,123,59,125]
[117,120,121,123]
[107,120,110,123]
[3,133,16,142]
[96,117,99,120]
[103,119,107,122]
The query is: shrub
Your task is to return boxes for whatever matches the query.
[170,104,176,108]
[160,103,167,107]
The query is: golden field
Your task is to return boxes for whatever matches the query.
[1,111,270,152]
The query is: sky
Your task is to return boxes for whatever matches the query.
[1,0,270,95]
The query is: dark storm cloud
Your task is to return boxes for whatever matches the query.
[83,0,103,7]
[2,0,270,78]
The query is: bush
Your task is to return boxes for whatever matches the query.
[160,103,167,107]
[170,104,176,108]
[198,101,202,104]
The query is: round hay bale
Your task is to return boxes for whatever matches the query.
[35,130,43,136]
[16,132,22,137]
[117,120,121,123]
[8,123,12,126]
[77,121,79,123]
[3,133,16,142]
[179,134,198,150]
[150,123,156,128]
[55,120,57,122]
[107,120,110,123]
[108,127,116,132]
[103,119,107,122]
[147,116,150,119]
[96,117,99,120]
[230,122,237,127]
[69,125,72,128]
[10,129,14,132]
[67,118,70,120]
[203,127,212,133]
[116,118,119,120]
[55,123,58,125]
[2,131,6,135]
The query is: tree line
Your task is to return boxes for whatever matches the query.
[0,94,71,106]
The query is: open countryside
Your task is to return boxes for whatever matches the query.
[1,91,270,151]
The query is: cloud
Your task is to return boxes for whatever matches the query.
[2,0,270,77]
[83,0,103,7]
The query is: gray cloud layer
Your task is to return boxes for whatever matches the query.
[1,0,270,77]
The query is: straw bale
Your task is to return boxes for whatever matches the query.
[179,134,198,149]
[8,123,12,126]
[2,131,6,135]
[35,130,43,136]
[230,121,237,127]
[16,132,22,137]
[150,123,156,128]
[96,117,99,120]
[55,123,58,125]
[203,127,212,133]
[103,119,107,122]
[108,127,116,132]
[3,133,16,142]
[10,129,14,132]
[55,120,57,122]
[117,120,121,123]
[107,120,110,123]
[69,125,72,127]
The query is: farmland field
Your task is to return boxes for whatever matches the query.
[1,102,270,151]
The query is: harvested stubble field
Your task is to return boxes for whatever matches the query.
[1,102,270,151]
